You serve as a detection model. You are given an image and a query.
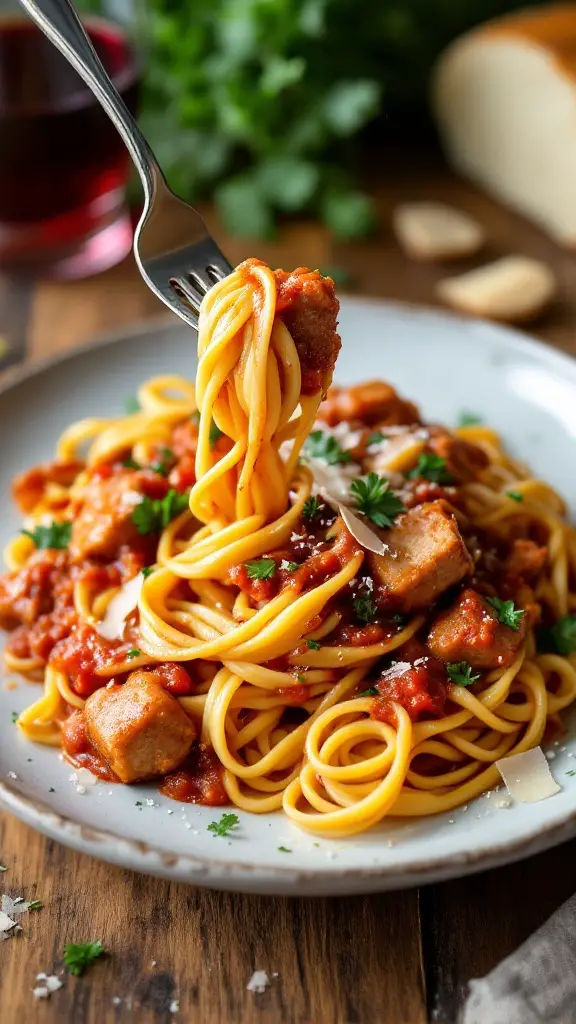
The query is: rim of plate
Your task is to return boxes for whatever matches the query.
[1,298,576,889]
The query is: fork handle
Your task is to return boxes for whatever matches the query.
[17,0,163,201]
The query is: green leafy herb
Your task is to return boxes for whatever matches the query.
[126,649,141,660]
[209,419,223,448]
[446,662,481,687]
[141,566,155,578]
[487,596,525,632]
[304,430,351,466]
[150,448,174,476]
[295,674,307,683]
[245,558,276,581]
[506,491,524,502]
[353,594,378,624]
[350,473,405,528]
[283,561,301,572]
[22,521,72,550]
[11,712,18,724]
[278,845,292,853]
[0,865,6,872]
[359,686,378,696]
[63,940,105,976]
[27,899,42,911]
[124,395,140,414]
[122,456,141,470]
[366,431,386,447]
[408,453,453,484]
[207,812,239,838]
[302,496,321,520]
[131,490,190,535]
[566,769,576,777]
[458,411,483,427]
[306,639,321,650]
[135,801,143,808]
[539,615,576,656]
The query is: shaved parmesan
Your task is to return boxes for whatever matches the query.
[247,970,270,993]
[306,457,358,504]
[95,574,144,641]
[0,910,16,933]
[338,504,388,555]
[496,747,561,803]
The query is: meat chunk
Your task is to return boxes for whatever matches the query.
[367,500,473,612]
[12,460,84,513]
[70,469,168,561]
[274,266,341,396]
[0,550,70,629]
[427,427,489,482]
[427,588,526,670]
[503,539,547,582]
[318,380,420,428]
[84,671,196,783]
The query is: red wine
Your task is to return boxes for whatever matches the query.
[0,16,140,272]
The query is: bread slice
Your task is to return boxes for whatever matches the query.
[436,255,556,323]
[393,202,485,261]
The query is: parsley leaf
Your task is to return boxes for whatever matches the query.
[408,453,453,484]
[366,431,386,447]
[359,686,378,696]
[126,649,141,660]
[296,674,306,683]
[207,812,239,837]
[458,411,483,427]
[350,473,405,528]
[22,521,72,550]
[0,865,6,872]
[278,845,292,853]
[306,639,321,650]
[302,496,321,519]
[131,490,190,535]
[63,940,105,976]
[539,615,576,656]
[27,899,42,911]
[123,456,141,470]
[245,558,276,580]
[11,712,18,724]
[141,566,155,578]
[446,661,480,687]
[283,561,300,572]
[209,419,223,448]
[149,448,174,477]
[506,491,524,503]
[124,395,140,414]
[353,594,378,624]
[304,429,351,465]
[487,596,525,632]
[567,769,576,777]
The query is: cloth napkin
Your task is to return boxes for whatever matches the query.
[461,892,576,1024]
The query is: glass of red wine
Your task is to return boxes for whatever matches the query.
[0,0,141,278]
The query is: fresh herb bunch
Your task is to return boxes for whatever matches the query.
[80,1,526,237]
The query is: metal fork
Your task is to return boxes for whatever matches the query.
[18,0,232,329]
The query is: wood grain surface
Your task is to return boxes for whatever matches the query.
[2,150,576,1024]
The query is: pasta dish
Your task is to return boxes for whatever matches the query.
[1,259,575,837]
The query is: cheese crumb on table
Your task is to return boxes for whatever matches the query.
[247,970,270,994]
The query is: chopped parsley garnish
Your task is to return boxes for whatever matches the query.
[141,566,155,578]
[446,662,480,687]
[207,812,239,837]
[135,801,143,808]
[22,521,72,550]
[350,473,405,528]
[304,429,351,466]
[391,613,406,625]
[278,845,292,853]
[149,447,174,477]
[359,686,378,696]
[566,769,576,777]
[458,411,483,427]
[506,491,524,502]
[11,712,18,724]
[487,596,525,632]
[366,431,386,447]
[538,615,576,656]
[353,594,378,624]
[131,490,190,535]
[302,495,321,519]
[296,674,306,683]
[126,649,141,660]
[209,419,223,448]
[63,940,105,976]
[122,456,141,469]
[0,865,6,872]
[283,561,300,572]
[27,899,42,911]
[306,639,321,650]
[245,558,276,580]
[124,395,140,414]
[408,453,453,484]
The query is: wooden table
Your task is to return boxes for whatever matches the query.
[2,154,576,1024]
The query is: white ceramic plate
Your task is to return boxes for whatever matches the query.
[2,300,576,896]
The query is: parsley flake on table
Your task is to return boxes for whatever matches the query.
[458,411,483,427]
[506,491,524,502]
[27,899,42,911]
[359,686,378,697]
[0,865,6,872]
[538,614,576,656]
[408,453,453,484]
[304,429,351,466]
[446,662,480,687]
[63,940,105,976]
[209,419,223,448]
[302,496,321,519]
[22,521,72,550]
[350,473,405,528]
[353,594,378,624]
[487,596,525,632]
[207,812,239,837]
[131,490,190,535]
[306,639,321,650]
[245,558,276,580]
[126,649,141,660]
